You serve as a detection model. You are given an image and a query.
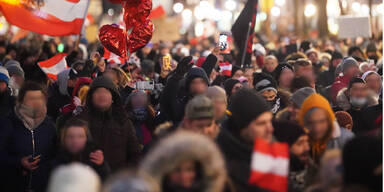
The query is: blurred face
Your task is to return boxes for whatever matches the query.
[231,83,243,95]
[12,75,24,88]
[349,82,368,99]
[232,70,243,79]
[244,69,254,87]
[23,90,46,108]
[305,108,330,140]
[307,52,318,64]
[212,100,227,120]
[264,58,278,73]
[332,58,342,67]
[64,126,87,154]
[131,93,147,109]
[0,81,6,93]
[189,78,207,95]
[92,87,113,111]
[261,90,277,102]
[168,161,196,188]
[291,135,310,164]
[365,73,381,93]
[295,65,313,78]
[240,112,274,144]
[279,69,294,88]
[344,66,360,78]
[104,70,118,85]
[287,104,300,122]
[184,118,217,139]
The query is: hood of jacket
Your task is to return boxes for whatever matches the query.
[336,88,378,111]
[57,69,71,96]
[185,67,209,93]
[140,131,226,192]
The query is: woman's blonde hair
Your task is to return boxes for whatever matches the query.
[60,118,91,146]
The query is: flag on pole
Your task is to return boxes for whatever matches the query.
[0,0,89,36]
[249,138,289,192]
[231,0,258,67]
[103,47,125,65]
[219,62,232,77]
[38,53,68,80]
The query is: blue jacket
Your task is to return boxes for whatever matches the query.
[0,112,57,192]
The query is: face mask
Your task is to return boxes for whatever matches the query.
[350,97,367,108]
[268,97,281,114]
[133,107,148,121]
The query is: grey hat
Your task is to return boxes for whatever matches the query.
[291,87,316,108]
[341,57,359,73]
[206,86,227,104]
[185,95,214,120]
[5,60,24,78]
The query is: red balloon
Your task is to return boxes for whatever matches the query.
[99,24,127,58]
[128,19,153,53]
[123,0,152,29]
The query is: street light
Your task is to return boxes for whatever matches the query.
[304,4,316,17]
[173,2,184,14]
[182,9,192,20]
[275,0,286,7]
[271,6,281,17]
[225,0,236,11]
[351,2,361,13]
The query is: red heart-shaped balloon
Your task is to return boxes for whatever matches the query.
[99,24,127,58]
[128,19,153,53]
[124,0,152,29]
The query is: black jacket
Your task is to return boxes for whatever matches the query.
[0,88,15,117]
[317,65,336,87]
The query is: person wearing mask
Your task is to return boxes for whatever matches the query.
[79,76,141,172]
[262,55,278,74]
[0,82,57,192]
[217,89,274,191]
[273,121,317,192]
[299,94,354,164]
[205,86,229,125]
[0,66,15,117]
[51,118,110,180]
[336,78,378,135]
[272,63,295,92]
[253,72,290,114]
[318,51,343,87]
[331,57,361,103]
[362,71,382,98]
[140,132,227,192]
[160,56,209,124]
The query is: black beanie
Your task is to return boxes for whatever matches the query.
[224,78,240,97]
[229,88,270,131]
[88,76,120,105]
[273,121,306,146]
[272,63,294,82]
[347,77,365,90]
[253,72,278,94]
[185,67,209,92]
[231,65,242,77]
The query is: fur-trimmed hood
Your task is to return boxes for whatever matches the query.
[336,88,378,111]
[140,131,227,192]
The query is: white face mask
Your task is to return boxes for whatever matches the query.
[350,97,367,108]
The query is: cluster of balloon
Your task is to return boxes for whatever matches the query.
[98,0,154,59]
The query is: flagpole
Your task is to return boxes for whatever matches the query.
[74,0,91,51]
[240,22,252,68]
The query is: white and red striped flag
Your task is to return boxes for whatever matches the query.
[219,62,232,77]
[103,47,125,65]
[249,138,289,192]
[0,0,89,36]
[38,53,68,81]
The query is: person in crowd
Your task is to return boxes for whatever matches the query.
[318,51,343,87]
[224,78,242,101]
[160,56,209,124]
[217,88,273,191]
[347,46,365,59]
[342,136,382,192]
[47,163,101,192]
[290,76,312,93]
[335,111,353,131]
[293,58,316,88]
[104,67,133,104]
[273,121,317,192]
[4,59,25,96]
[253,72,290,114]
[305,48,324,75]
[331,57,361,103]
[47,68,79,121]
[125,91,156,148]
[362,71,382,98]
[0,66,15,117]
[243,67,255,88]
[276,87,316,122]
[262,55,278,74]
[299,93,354,163]
[272,63,295,92]
[51,118,110,180]
[231,65,243,79]
[140,131,227,192]
[205,86,229,125]
[102,170,159,192]
[336,77,378,135]
[366,42,381,64]
[0,82,57,192]
[78,76,141,171]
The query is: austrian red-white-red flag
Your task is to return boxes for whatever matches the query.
[38,53,68,81]
[249,138,289,192]
[0,0,89,36]
[219,62,232,77]
[104,47,125,65]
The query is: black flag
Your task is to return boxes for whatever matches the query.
[231,0,258,67]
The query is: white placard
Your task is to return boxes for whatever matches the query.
[337,16,371,38]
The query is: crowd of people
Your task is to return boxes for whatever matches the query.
[0,32,382,192]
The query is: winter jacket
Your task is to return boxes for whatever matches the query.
[216,122,270,192]
[0,113,57,192]
[0,88,15,117]
[47,69,72,121]
[327,122,355,150]
[317,65,336,87]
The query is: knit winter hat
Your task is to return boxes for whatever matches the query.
[185,67,209,92]
[273,121,307,146]
[206,86,227,104]
[335,111,353,130]
[299,94,335,126]
[253,72,278,94]
[341,57,359,73]
[229,88,270,130]
[291,87,316,108]
[347,77,365,90]
[224,78,240,97]
[4,60,24,78]
[88,76,120,105]
[0,66,10,84]
[272,63,294,82]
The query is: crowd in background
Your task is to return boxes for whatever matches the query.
[0,32,382,192]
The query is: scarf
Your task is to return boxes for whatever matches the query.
[132,107,148,121]
[269,97,281,114]
[15,104,47,131]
